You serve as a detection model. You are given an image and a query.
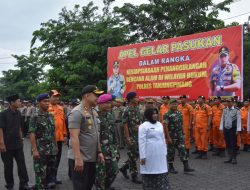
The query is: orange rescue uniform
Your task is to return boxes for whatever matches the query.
[178,103,193,149]
[48,104,67,142]
[212,104,225,149]
[159,104,169,123]
[194,104,212,152]
[240,106,250,145]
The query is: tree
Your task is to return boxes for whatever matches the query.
[0,55,44,100]
[30,2,129,100]
[113,0,233,42]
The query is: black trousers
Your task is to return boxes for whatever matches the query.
[1,148,29,188]
[69,159,96,190]
[55,141,63,178]
[223,126,237,159]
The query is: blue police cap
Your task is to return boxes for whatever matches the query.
[126,92,137,101]
[36,93,50,102]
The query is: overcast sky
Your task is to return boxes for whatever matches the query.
[0,0,249,76]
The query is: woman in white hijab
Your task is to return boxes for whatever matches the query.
[139,108,170,190]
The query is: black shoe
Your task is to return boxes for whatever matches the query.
[183,160,195,173]
[47,182,56,189]
[212,149,220,156]
[195,151,202,159]
[202,152,208,160]
[119,162,129,179]
[242,144,248,152]
[231,159,237,164]
[5,185,13,190]
[55,178,62,184]
[224,158,232,163]
[208,144,214,152]
[191,149,198,154]
[168,163,178,174]
[219,149,226,157]
[132,176,142,184]
[19,183,34,190]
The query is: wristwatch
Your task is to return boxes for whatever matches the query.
[220,85,224,91]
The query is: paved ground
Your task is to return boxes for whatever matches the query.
[1,138,250,190]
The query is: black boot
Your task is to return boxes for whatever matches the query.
[202,151,208,159]
[168,163,178,174]
[183,160,195,173]
[212,148,220,156]
[208,144,214,152]
[219,148,225,157]
[224,156,232,163]
[191,147,198,154]
[132,175,142,184]
[119,162,129,179]
[195,151,202,159]
[242,144,248,151]
[247,145,250,152]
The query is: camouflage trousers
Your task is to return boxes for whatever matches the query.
[127,142,139,177]
[33,155,57,190]
[167,138,188,164]
[95,159,119,190]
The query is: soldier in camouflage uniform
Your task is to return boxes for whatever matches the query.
[163,99,194,174]
[120,92,142,184]
[29,93,58,190]
[95,94,119,190]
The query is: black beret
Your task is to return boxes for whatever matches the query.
[180,95,187,99]
[214,96,221,100]
[126,92,137,101]
[36,93,50,102]
[162,96,170,99]
[6,94,20,102]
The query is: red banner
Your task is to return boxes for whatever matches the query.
[107,26,243,100]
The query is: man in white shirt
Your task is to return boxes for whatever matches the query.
[220,98,241,164]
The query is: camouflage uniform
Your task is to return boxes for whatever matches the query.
[164,109,188,164]
[95,111,119,190]
[112,105,125,148]
[122,106,142,177]
[29,108,58,190]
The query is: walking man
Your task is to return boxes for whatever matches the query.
[29,93,58,189]
[164,99,194,174]
[0,94,33,190]
[68,85,104,190]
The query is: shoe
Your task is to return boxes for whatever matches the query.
[168,163,178,174]
[119,162,129,179]
[219,149,226,157]
[231,159,237,164]
[212,149,220,156]
[242,144,248,151]
[55,178,62,184]
[191,149,198,154]
[195,151,202,159]
[224,158,232,163]
[202,152,208,160]
[19,183,34,190]
[132,176,142,184]
[47,182,56,189]
[208,144,214,152]
[5,185,13,190]
[183,160,195,173]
